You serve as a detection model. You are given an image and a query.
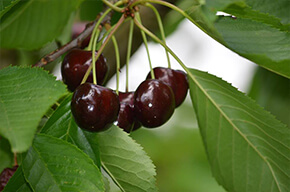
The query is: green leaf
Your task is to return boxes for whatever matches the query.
[79,0,103,21]
[3,166,32,192]
[185,0,290,78]
[0,0,21,18]
[188,68,290,192]
[0,137,13,172]
[214,17,290,77]
[0,66,67,152]
[98,126,158,192]
[41,94,101,168]
[22,134,104,192]
[40,94,158,192]
[248,67,290,127]
[0,0,84,50]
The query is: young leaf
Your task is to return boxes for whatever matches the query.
[41,94,101,168]
[0,0,84,50]
[22,134,104,192]
[0,66,67,152]
[98,126,158,192]
[188,68,290,192]
[3,166,33,192]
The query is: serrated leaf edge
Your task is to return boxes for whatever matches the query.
[188,69,287,192]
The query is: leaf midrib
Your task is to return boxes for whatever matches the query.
[188,70,281,191]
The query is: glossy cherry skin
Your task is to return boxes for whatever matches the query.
[117,92,141,133]
[0,165,18,191]
[147,67,188,107]
[61,49,108,91]
[134,79,175,128]
[173,69,189,107]
[71,83,120,132]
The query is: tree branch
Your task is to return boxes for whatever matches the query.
[33,12,112,67]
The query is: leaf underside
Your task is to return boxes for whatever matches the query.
[185,0,290,78]
[188,68,290,192]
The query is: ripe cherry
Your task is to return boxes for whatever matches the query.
[173,69,189,107]
[117,92,141,133]
[134,79,175,128]
[147,67,188,107]
[61,49,108,91]
[72,22,91,49]
[0,165,18,191]
[71,83,120,132]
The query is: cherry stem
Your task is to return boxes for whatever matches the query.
[81,8,113,84]
[125,19,134,92]
[33,1,125,68]
[102,0,124,12]
[131,0,212,39]
[133,17,194,79]
[14,152,18,166]
[92,28,101,85]
[86,24,102,51]
[81,15,126,84]
[105,23,120,94]
[33,20,97,67]
[135,13,155,79]
[112,36,120,94]
[145,3,171,68]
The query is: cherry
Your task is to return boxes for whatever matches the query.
[147,67,188,107]
[173,69,189,107]
[71,83,120,132]
[117,92,141,133]
[0,165,18,191]
[72,22,91,49]
[61,49,108,91]
[134,79,175,128]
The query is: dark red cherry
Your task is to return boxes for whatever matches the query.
[71,83,120,132]
[134,79,175,128]
[117,92,141,133]
[147,67,188,107]
[0,165,18,191]
[173,70,189,107]
[61,49,108,91]
[72,22,91,49]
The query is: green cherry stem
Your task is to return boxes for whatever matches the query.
[102,0,124,12]
[105,23,121,95]
[81,15,126,84]
[131,0,212,39]
[125,19,134,92]
[91,28,101,85]
[135,12,155,79]
[134,17,194,79]
[145,3,171,68]
[87,24,101,51]
[112,35,120,94]
[86,8,112,51]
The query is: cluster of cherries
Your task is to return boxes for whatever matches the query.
[0,165,18,191]
[62,49,189,133]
